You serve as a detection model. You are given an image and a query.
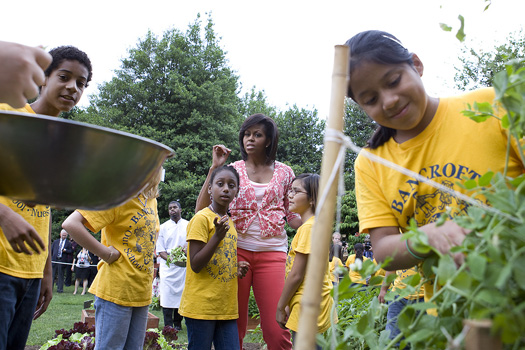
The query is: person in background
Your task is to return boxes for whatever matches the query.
[156,200,189,331]
[51,229,73,293]
[329,243,345,286]
[72,247,91,295]
[345,243,370,287]
[64,236,78,287]
[87,250,99,288]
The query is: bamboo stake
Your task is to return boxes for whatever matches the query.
[295,44,349,349]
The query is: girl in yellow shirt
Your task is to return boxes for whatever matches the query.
[276,174,334,348]
[179,165,249,350]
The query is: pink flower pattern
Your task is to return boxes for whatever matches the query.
[230,160,299,237]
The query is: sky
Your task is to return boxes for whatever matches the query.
[2,0,523,119]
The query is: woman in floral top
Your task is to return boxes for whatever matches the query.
[196,114,301,350]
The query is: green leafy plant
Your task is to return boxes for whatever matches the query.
[166,246,187,267]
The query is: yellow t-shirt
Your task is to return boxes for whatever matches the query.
[285,216,334,333]
[0,103,50,279]
[354,88,525,302]
[345,254,370,285]
[0,198,50,278]
[329,256,343,283]
[79,195,159,307]
[179,208,239,320]
[393,267,425,300]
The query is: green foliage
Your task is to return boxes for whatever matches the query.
[74,14,243,221]
[275,105,325,175]
[454,29,525,91]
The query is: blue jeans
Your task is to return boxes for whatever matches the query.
[93,297,149,350]
[0,272,41,350]
[185,317,239,350]
[386,297,424,344]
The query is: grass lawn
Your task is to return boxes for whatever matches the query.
[27,284,186,347]
[27,285,262,348]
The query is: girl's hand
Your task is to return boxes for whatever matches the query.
[237,261,250,279]
[423,221,470,266]
[71,266,74,272]
[213,215,230,241]
[104,246,121,264]
[211,145,231,169]
[276,305,290,329]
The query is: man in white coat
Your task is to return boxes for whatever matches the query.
[156,201,188,330]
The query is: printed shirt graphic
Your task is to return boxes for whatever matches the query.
[229,160,299,237]
[179,207,238,320]
[79,195,159,307]
[355,88,525,301]
[0,103,51,279]
[285,216,334,333]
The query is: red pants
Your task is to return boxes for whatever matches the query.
[237,248,292,350]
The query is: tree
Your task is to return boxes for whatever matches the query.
[275,105,325,175]
[74,14,243,221]
[454,29,524,90]
[339,100,376,238]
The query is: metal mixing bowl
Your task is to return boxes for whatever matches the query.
[0,110,175,210]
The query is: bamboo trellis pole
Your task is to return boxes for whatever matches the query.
[295,44,349,350]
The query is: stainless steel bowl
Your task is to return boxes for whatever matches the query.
[0,110,175,210]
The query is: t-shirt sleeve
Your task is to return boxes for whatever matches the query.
[293,223,312,255]
[186,213,211,243]
[77,207,117,233]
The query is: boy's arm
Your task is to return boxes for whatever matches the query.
[188,215,230,273]
[62,211,120,264]
[33,215,53,320]
[276,252,308,329]
[0,203,46,255]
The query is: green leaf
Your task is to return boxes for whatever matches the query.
[466,252,487,281]
[478,171,494,187]
[455,15,466,42]
[451,270,472,290]
[437,255,457,285]
[439,23,452,32]
[512,255,525,289]
[356,313,369,334]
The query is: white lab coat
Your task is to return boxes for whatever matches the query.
[156,218,189,308]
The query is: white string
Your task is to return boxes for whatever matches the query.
[321,128,522,224]
[52,260,98,267]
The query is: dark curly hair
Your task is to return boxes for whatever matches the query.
[45,46,93,86]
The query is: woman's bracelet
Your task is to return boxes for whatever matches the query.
[405,239,425,260]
